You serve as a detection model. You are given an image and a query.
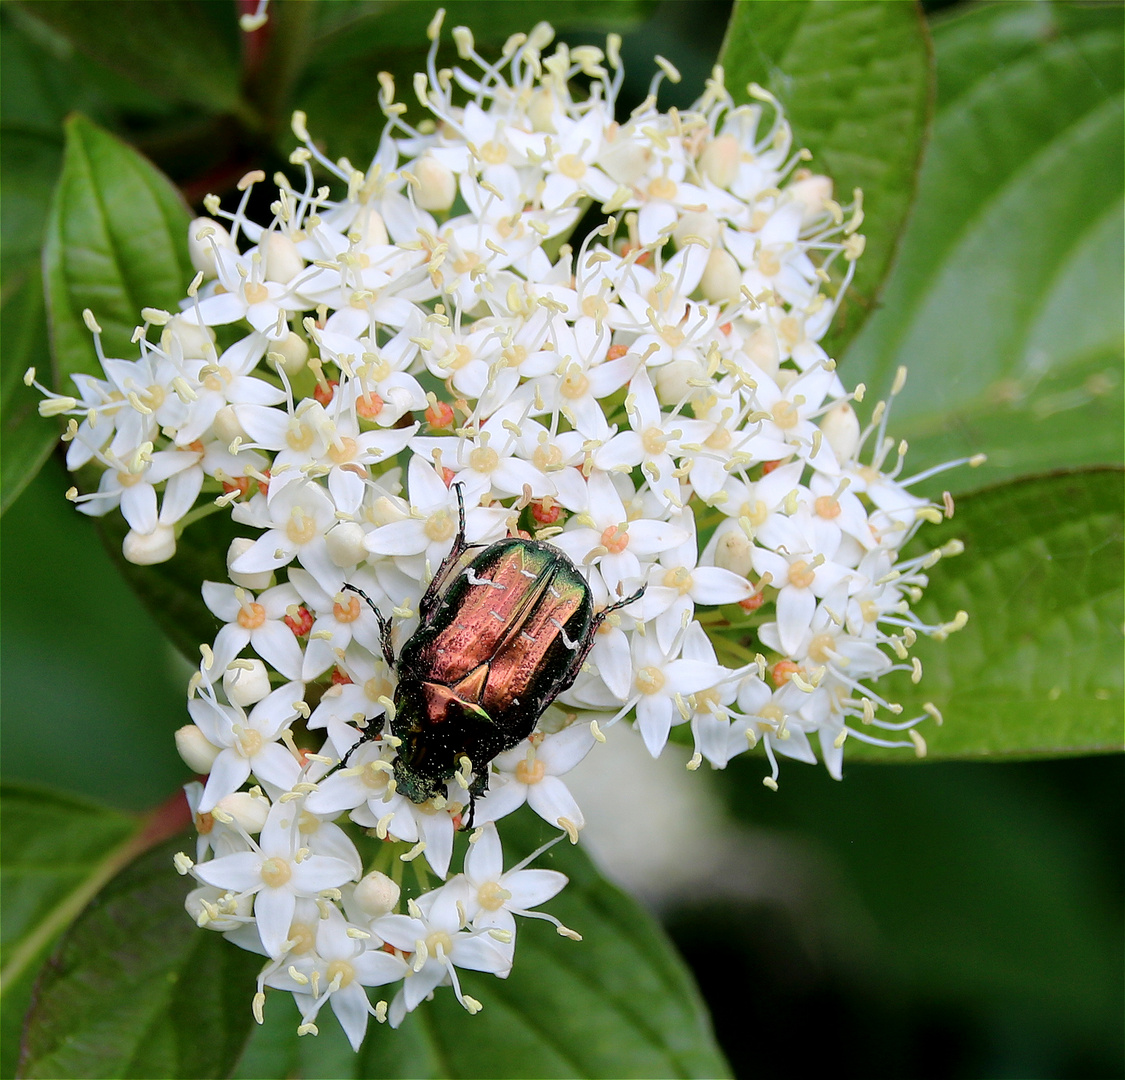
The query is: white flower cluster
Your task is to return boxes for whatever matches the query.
[32,14,977,1048]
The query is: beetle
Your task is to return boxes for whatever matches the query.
[340,484,643,822]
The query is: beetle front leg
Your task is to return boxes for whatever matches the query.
[341,583,396,669]
[561,583,647,687]
[418,481,474,621]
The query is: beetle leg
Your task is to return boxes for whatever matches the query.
[418,481,474,620]
[341,583,396,669]
[559,584,647,688]
[595,583,646,623]
[463,769,490,831]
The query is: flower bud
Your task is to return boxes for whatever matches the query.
[123,524,176,565]
[354,205,388,247]
[699,134,740,189]
[176,724,221,773]
[672,210,720,249]
[819,402,861,464]
[212,404,247,444]
[528,87,559,133]
[654,358,702,406]
[188,217,236,279]
[413,154,457,212]
[227,537,273,590]
[214,791,270,833]
[712,526,754,578]
[788,173,833,224]
[268,331,308,378]
[223,659,271,706]
[743,325,780,378]
[325,521,367,567]
[699,248,743,304]
[164,315,216,360]
[353,870,401,918]
[260,231,304,284]
[600,137,652,186]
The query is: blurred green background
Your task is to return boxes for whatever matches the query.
[2,2,1121,1077]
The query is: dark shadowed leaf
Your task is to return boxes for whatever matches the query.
[13,1,248,118]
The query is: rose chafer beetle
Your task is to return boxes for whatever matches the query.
[343,484,643,821]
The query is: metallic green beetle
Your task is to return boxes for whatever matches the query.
[344,485,643,819]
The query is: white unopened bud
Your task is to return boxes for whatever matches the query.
[713,527,754,578]
[325,521,367,568]
[354,870,401,918]
[188,217,236,279]
[176,724,221,773]
[699,248,743,304]
[743,325,780,378]
[354,206,388,247]
[227,537,273,589]
[819,402,861,464]
[268,331,308,378]
[214,791,270,833]
[164,315,216,360]
[788,174,834,224]
[413,154,457,212]
[212,404,246,444]
[123,525,176,565]
[654,358,703,406]
[223,659,271,706]
[600,139,652,186]
[672,209,720,248]
[260,231,304,283]
[699,134,740,189]
[528,86,558,133]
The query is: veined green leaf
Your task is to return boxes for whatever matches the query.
[843,2,1124,492]
[9,786,261,1080]
[845,468,1124,762]
[44,114,194,388]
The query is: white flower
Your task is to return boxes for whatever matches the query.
[194,799,358,958]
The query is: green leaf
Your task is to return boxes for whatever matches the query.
[234,808,730,1079]
[0,785,138,1078]
[44,113,194,388]
[13,0,249,119]
[17,819,263,1080]
[297,0,657,166]
[718,0,932,357]
[843,2,1124,493]
[844,468,1124,762]
[1,267,56,516]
